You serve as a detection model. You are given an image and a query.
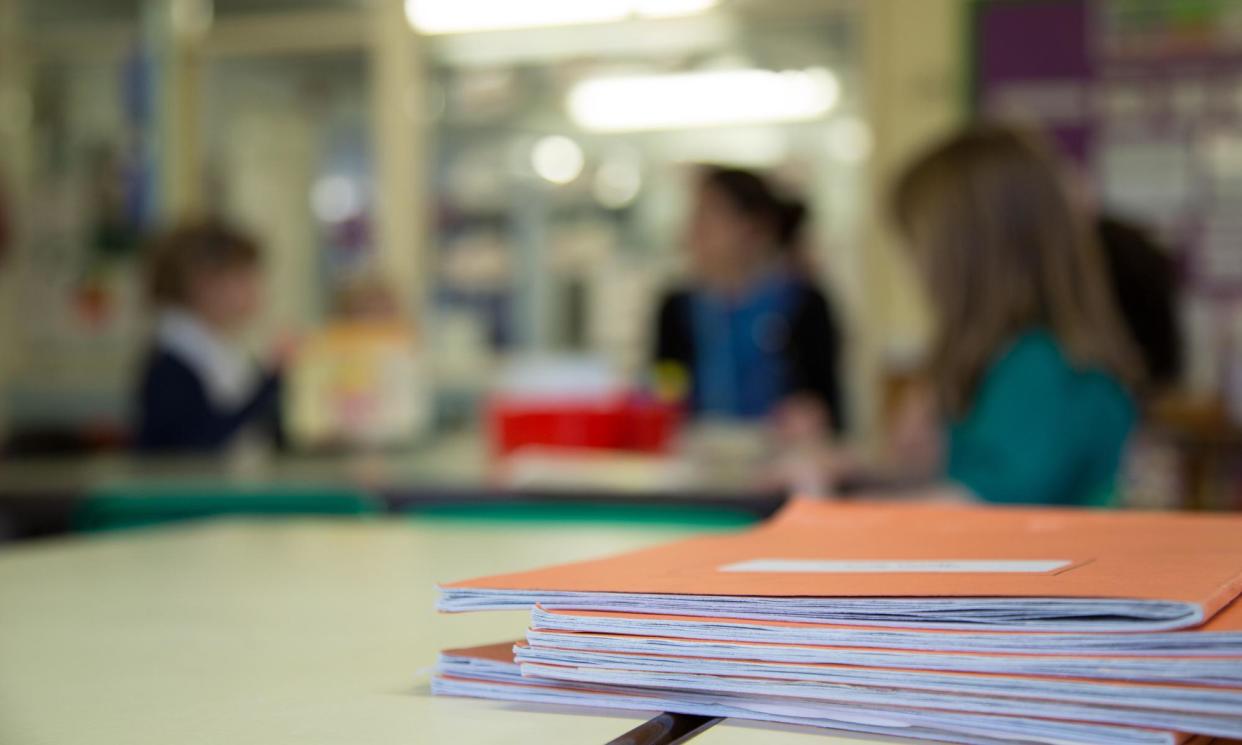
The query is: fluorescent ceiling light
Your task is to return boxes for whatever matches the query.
[634,0,717,17]
[568,68,839,132]
[405,0,717,35]
[531,135,586,185]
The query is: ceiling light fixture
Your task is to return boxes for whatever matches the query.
[404,0,718,35]
[568,68,839,132]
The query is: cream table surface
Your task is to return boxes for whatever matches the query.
[0,517,902,744]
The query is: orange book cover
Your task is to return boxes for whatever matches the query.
[442,500,1242,629]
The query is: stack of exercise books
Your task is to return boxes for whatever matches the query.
[432,501,1242,744]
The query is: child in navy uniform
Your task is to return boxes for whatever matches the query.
[134,222,283,454]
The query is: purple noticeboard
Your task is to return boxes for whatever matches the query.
[976,0,1095,162]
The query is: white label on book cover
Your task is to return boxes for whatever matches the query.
[719,559,1073,574]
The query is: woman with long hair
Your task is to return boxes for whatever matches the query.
[883,124,1142,505]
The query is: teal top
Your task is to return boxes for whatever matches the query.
[946,330,1136,506]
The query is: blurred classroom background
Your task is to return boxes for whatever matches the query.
[1,0,1241,542]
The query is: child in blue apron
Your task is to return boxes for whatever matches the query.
[654,167,845,434]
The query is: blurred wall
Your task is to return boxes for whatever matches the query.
[370,0,429,322]
[854,0,966,444]
[0,0,28,442]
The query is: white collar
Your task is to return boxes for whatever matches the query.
[156,310,258,409]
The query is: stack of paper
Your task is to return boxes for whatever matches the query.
[432,501,1242,743]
